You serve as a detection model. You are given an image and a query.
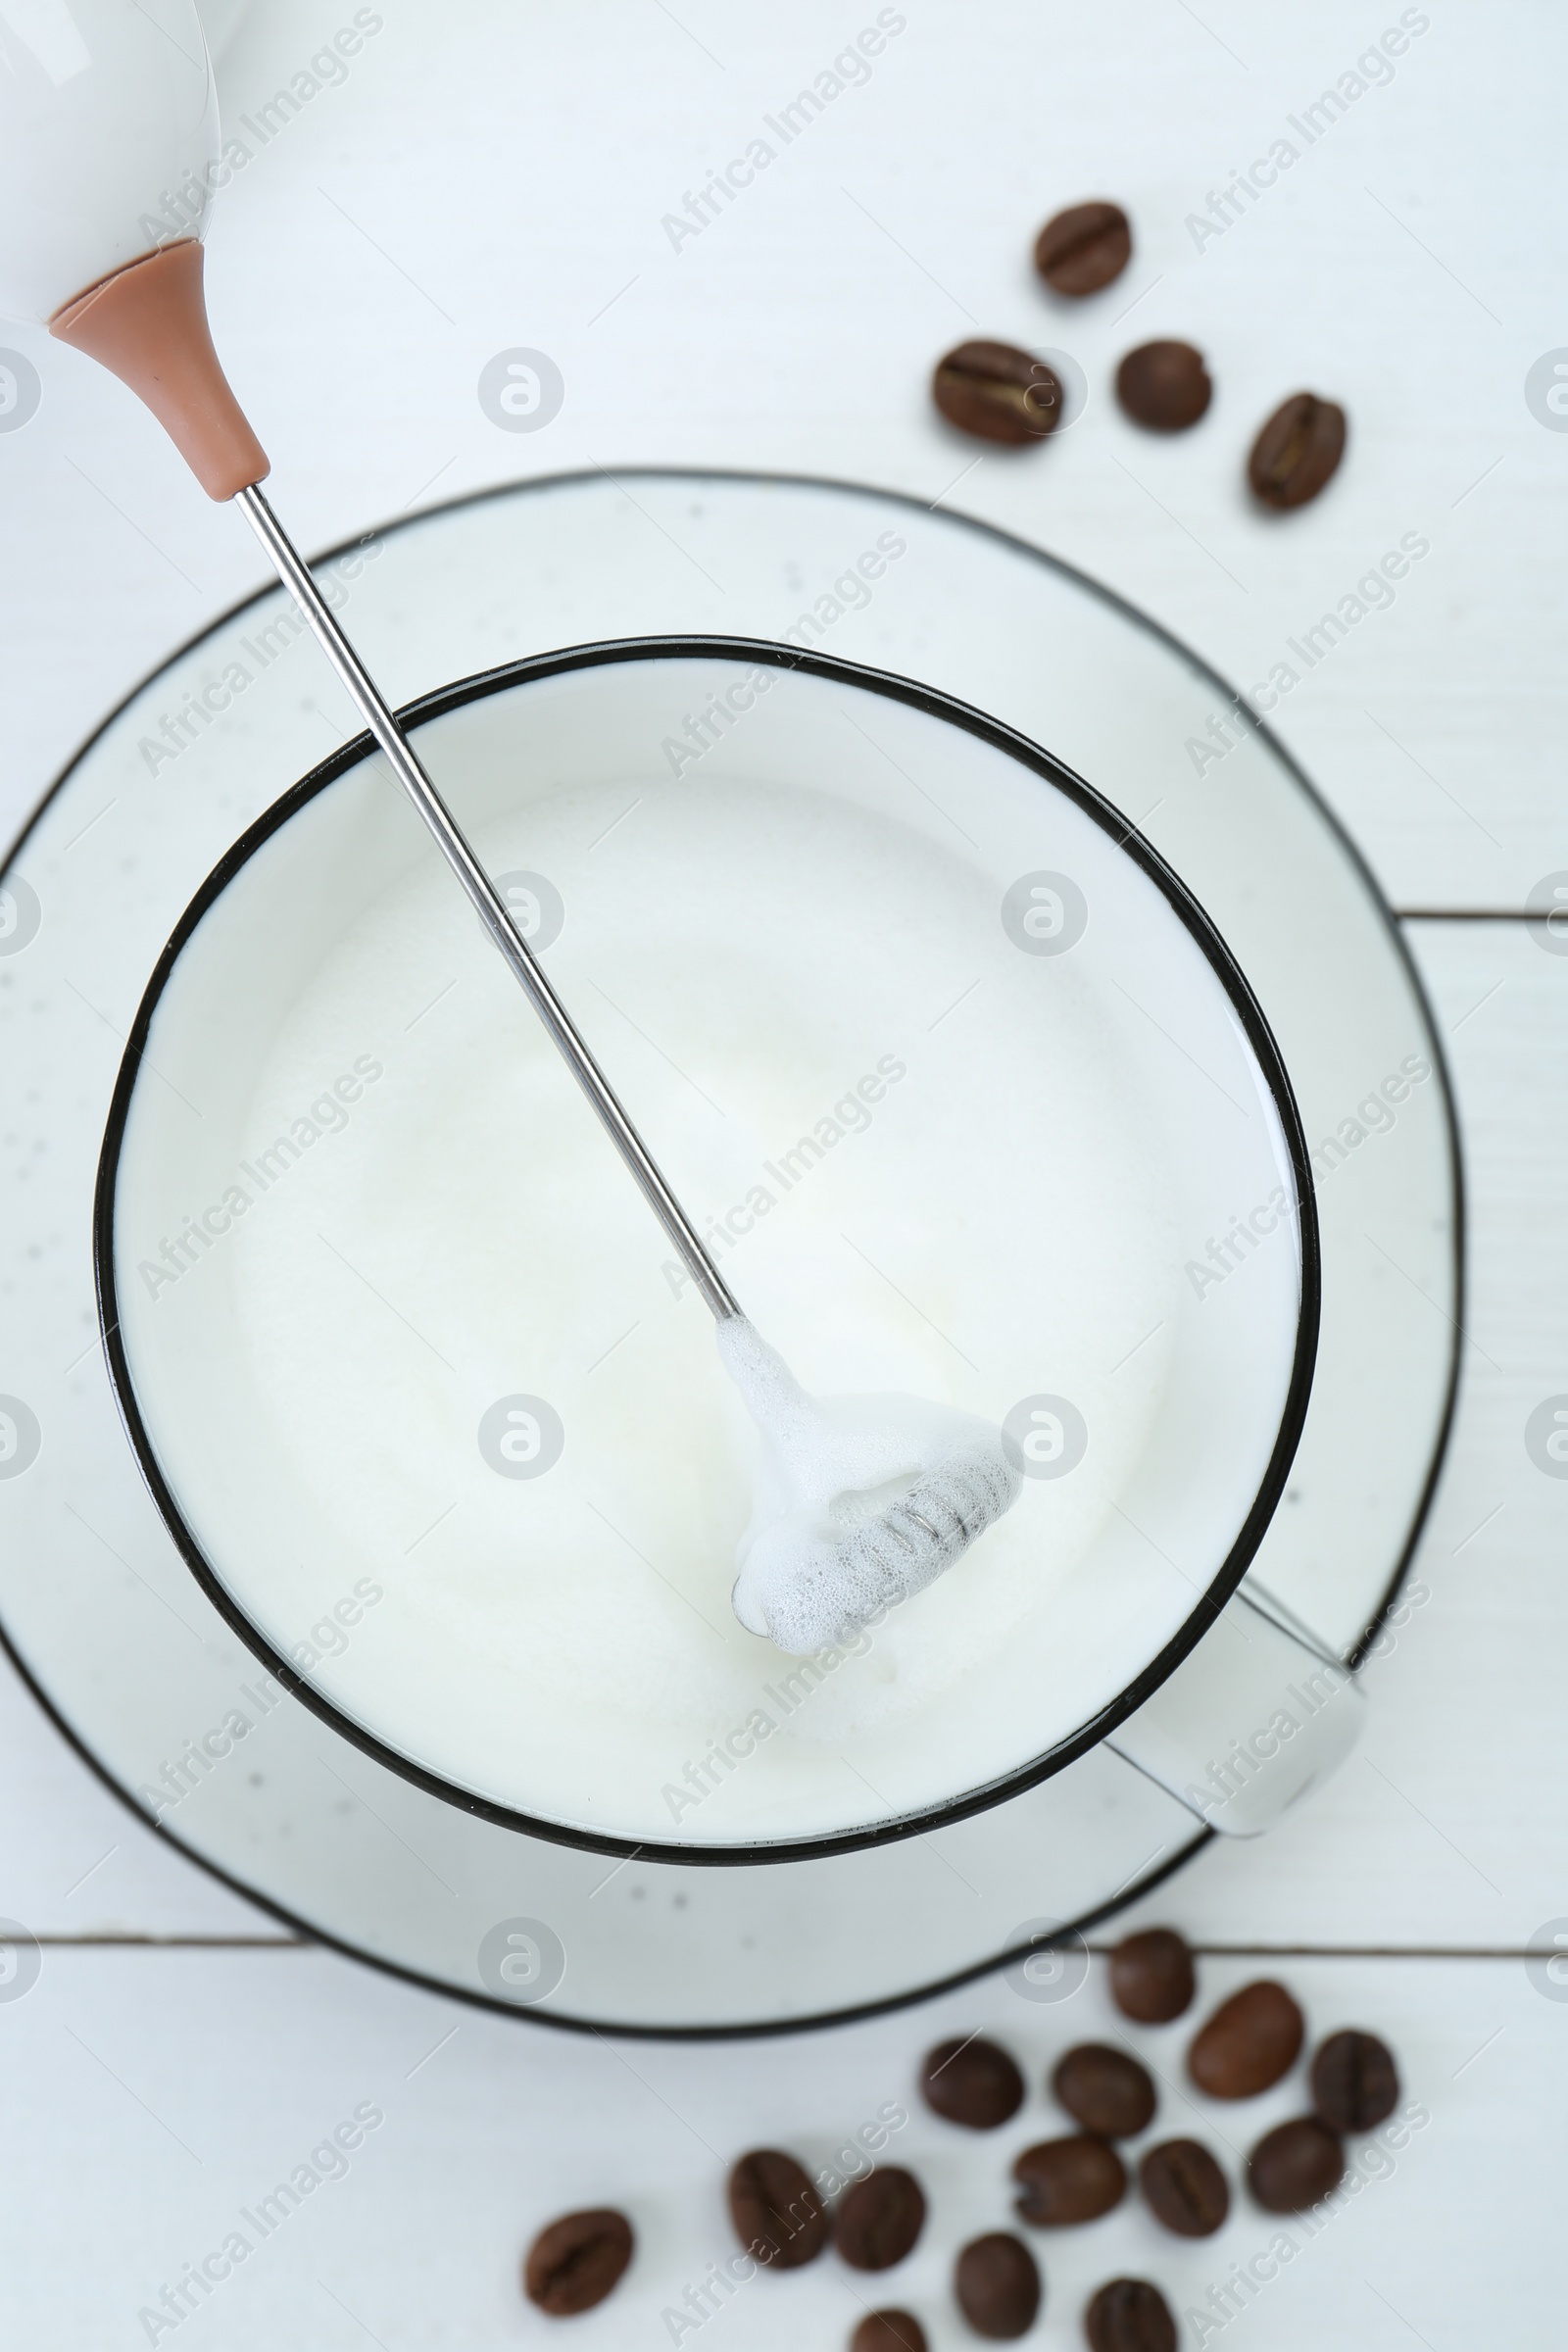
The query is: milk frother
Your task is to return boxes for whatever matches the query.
[2,0,1023,1647]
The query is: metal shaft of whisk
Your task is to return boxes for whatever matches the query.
[236,484,740,1323]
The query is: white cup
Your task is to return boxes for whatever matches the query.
[100,640,1353,1858]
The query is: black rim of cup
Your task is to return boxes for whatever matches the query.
[94,626,1324,1867]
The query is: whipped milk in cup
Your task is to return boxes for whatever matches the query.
[105,650,1308,1852]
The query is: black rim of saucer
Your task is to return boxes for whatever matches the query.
[93,627,1324,1869]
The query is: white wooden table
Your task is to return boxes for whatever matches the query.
[0,3,1562,2342]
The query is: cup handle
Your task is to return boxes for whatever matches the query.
[1103,1580,1364,1837]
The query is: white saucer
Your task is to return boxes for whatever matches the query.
[0,470,1458,2034]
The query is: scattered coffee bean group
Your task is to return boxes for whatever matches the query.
[933,192,1348,507]
[520,1928,1405,2338]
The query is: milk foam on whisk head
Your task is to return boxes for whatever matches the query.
[717,1317,1023,1655]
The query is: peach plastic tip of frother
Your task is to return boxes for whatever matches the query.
[50,241,268,499]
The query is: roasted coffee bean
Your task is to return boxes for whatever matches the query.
[1054,2044,1156,2138]
[1110,1928,1195,2024]
[727,2148,827,2269]
[1085,2277,1178,2352]
[1249,2116,1346,2213]
[523,2208,634,2315]
[836,2169,926,2271]
[1188,1980,1303,2097]
[1013,2134,1126,2227]
[1115,340,1212,431]
[1311,2030,1399,2132]
[1248,391,1347,509]
[1138,2138,1230,2237]
[955,2232,1043,2340]
[1035,200,1132,296]
[933,341,1064,445]
[921,2034,1025,2129]
[852,2312,929,2352]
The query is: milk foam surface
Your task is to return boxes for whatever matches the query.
[221,775,1170,1840]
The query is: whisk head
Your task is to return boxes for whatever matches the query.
[732,1431,1022,1654]
[718,1317,1023,1655]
